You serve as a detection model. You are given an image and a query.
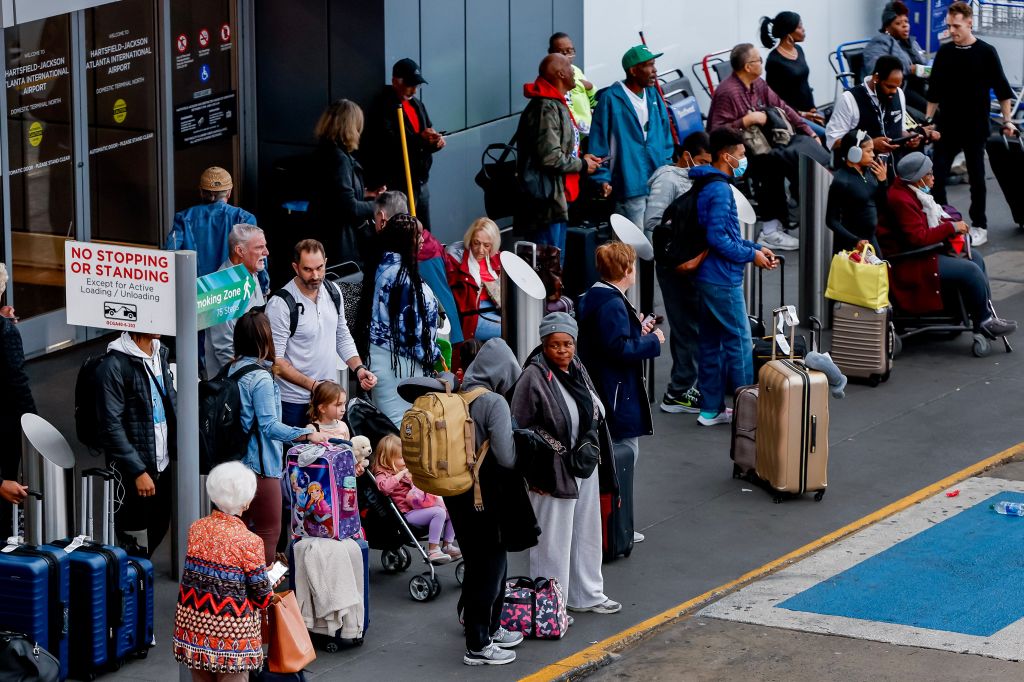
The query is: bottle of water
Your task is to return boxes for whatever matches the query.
[991,501,1024,516]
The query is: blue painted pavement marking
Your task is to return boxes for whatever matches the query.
[779,491,1024,637]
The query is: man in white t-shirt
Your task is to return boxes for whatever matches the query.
[588,45,674,237]
[265,239,378,426]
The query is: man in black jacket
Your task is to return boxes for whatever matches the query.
[0,271,34,521]
[362,58,445,231]
[95,331,176,557]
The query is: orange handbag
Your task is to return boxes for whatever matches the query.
[266,590,316,673]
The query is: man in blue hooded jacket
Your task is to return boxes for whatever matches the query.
[589,45,674,235]
[691,128,777,426]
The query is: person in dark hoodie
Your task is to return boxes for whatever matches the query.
[0,267,34,519]
[398,339,537,666]
[577,242,663,545]
[94,331,177,556]
[516,53,602,261]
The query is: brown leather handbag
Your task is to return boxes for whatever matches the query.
[266,591,316,673]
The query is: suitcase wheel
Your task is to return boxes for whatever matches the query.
[868,374,881,387]
[324,640,340,654]
[773,494,784,504]
[814,490,826,502]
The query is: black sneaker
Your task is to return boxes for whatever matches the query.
[660,387,701,414]
[463,644,516,666]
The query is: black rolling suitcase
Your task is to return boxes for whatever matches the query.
[986,133,1024,228]
[600,439,635,561]
[0,498,70,681]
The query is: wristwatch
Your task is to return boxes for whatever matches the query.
[354,364,369,376]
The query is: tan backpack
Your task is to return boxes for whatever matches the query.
[400,382,490,508]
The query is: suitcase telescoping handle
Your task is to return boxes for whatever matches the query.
[81,468,115,545]
[754,254,786,328]
[9,491,43,546]
[770,306,798,361]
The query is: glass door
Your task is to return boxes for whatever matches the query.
[5,16,77,326]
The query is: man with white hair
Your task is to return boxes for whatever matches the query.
[205,224,269,376]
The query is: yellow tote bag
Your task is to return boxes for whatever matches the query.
[825,244,890,310]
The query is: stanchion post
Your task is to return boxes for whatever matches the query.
[798,156,833,327]
[173,251,199,580]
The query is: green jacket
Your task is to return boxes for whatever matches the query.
[568,64,597,132]
[515,77,584,230]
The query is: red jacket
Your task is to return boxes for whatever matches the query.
[444,241,502,341]
[877,179,958,314]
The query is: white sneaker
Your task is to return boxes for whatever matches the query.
[698,408,733,426]
[969,227,988,246]
[633,531,645,543]
[568,599,622,614]
[490,627,524,649]
[758,230,800,251]
[464,643,516,666]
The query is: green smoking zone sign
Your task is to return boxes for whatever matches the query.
[196,264,254,331]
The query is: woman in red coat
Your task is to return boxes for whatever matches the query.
[878,152,1016,338]
[445,217,503,342]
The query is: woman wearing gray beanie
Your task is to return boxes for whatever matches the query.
[878,152,1017,340]
[510,312,622,616]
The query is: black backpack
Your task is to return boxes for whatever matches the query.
[652,173,729,272]
[269,281,342,337]
[75,354,112,450]
[198,363,268,474]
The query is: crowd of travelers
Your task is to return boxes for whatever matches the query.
[1,1,1022,677]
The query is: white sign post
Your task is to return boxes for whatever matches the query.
[64,241,177,335]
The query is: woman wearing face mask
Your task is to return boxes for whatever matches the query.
[445,217,503,345]
[879,152,1017,339]
[689,128,777,427]
[760,11,825,138]
[862,1,929,118]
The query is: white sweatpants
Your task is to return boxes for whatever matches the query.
[528,472,607,609]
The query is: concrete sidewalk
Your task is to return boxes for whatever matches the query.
[23,176,1024,680]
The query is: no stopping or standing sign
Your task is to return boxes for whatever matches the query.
[65,241,177,335]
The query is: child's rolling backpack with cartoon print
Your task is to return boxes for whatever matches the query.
[285,439,361,540]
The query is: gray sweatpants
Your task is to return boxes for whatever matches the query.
[528,472,607,609]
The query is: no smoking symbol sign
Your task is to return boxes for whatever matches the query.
[220,24,231,42]
[198,28,209,47]
[176,34,188,53]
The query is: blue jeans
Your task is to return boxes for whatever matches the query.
[474,311,502,342]
[534,222,567,266]
[615,196,648,239]
[696,281,754,414]
[804,116,826,142]
[656,264,700,397]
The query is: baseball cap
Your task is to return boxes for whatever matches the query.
[621,44,663,71]
[393,58,427,85]
[199,166,233,192]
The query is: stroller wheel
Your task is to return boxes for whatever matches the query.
[398,545,413,570]
[431,576,443,599]
[455,561,465,585]
[409,573,433,601]
[381,549,402,573]
[324,641,340,654]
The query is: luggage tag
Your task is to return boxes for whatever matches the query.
[775,305,799,355]
[2,537,22,552]
[296,443,326,467]
[61,535,88,554]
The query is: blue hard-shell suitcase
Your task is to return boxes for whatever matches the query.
[0,505,71,681]
[288,536,369,649]
[44,470,132,675]
[125,555,155,656]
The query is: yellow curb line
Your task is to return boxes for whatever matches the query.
[520,441,1024,682]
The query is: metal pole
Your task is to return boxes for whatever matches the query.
[397,107,417,216]
[798,155,833,327]
[173,251,199,580]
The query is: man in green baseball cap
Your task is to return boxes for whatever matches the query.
[588,44,674,237]
[621,44,663,71]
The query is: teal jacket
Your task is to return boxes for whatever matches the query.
[588,83,673,200]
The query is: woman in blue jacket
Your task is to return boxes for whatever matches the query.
[577,242,663,544]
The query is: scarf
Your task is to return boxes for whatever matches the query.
[910,185,950,228]
[541,353,598,448]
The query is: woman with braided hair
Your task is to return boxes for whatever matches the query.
[368,213,441,426]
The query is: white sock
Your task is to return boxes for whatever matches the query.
[761,219,783,236]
